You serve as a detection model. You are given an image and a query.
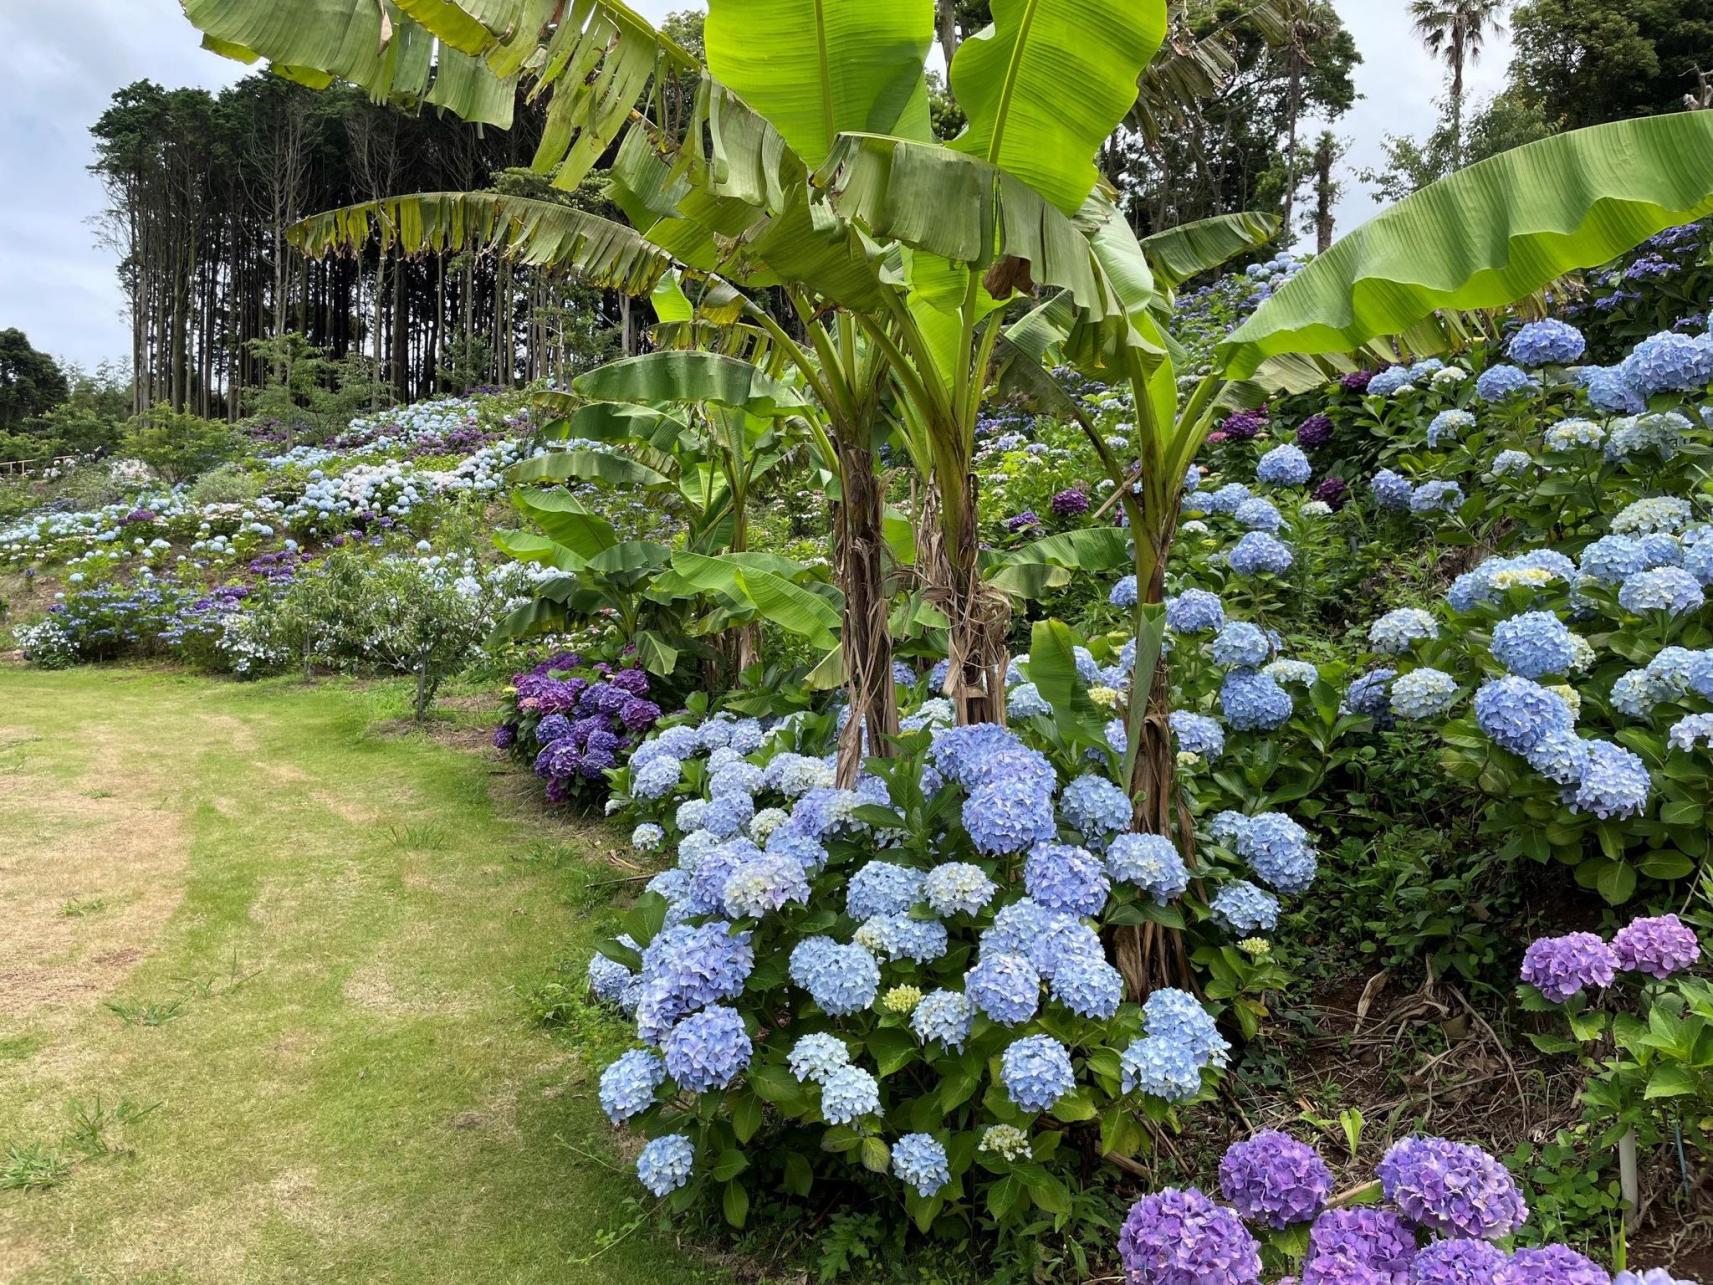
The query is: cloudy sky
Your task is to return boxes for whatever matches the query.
[0,0,1513,371]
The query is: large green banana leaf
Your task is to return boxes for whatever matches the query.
[511,490,618,559]
[659,552,842,651]
[508,451,671,489]
[704,0,934,168]
[1142,212,1281,290]
[1220,113,1713,380]
[574,353,810,417]
[948,0,1167,214]
[289,193,674,294]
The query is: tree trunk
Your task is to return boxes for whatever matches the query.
[834,433,900,786]
[1313,133,1337,254]
[921,473,1009,727]
[935,0,960,68]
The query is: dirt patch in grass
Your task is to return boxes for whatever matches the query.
[0,762,187,1023]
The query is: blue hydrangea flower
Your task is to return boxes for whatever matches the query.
[662,1005,752,1093]
[722,853,810,919]
[1222,669,1293,732]
[1170,711,1226,759]
[632,755,682,800]
[709,762,764,799]
[636,1134,695,1196]
[600,1048,666,1123]
[1120,1034,1204,1101]
[1213,621,1273,668]
[765,828,829,874]
[1619,566,1705,616]
[1008,682,1052,719]
[1607,411,1690,463]
[1234,497,1284,532]
[892,1133,951,1198]
[1619,330,1713,397]
[1428,410,1475,448]
[1369,608,1439,654]
[819,1064,881,1124]
[856,912,948,964]
[1587,366,1647,414]
[1208,483,1253,515]
[1411,480,1465,514]
[1670,714,1713,753]
[911,988,975,1051]
[1474,364,1537,402]
[1234,812,1317,894]
[922,862,998,916]
[1474,676,1574,754]
[1000,1034,1075,1112]
[1580,534,1650,586]
[1545,418,1605,451]
[790,937,880,1015]
[1686,539,1713,587]
[963,777,1057,856]
[1265,657,1319,688]
[1106,833,1190,902]
[1145,988,1231,1069]
[1211,881,1280,935]
[1509,319,1587,367]
[1612,496,1693,535]
[1491,449,1532,478]
[1257,444,1312,487]
[1521,728,1589,787]
[1372,469,1413,510]
[1228,532,1295,576]
[702,792,755,839]
[1020,846,1103,918]
[1110,575,1139,608]
[1053,775,1128,845]
[1166,588,1226,633]
[1490,611,1576,679]
[1367,366,1417,397]
[1567,740,1651,819]
[589,948,635,1005]
[1390,667,1460,720]
[1049,950,1124,1018]
[846,861,924,919]
[787,1032,851,1083]
[966,953,1041,1025]
[1344,668,1397,726]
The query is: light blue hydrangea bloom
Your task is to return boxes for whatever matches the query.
[922,862,998,916]
[1612,496,1693,535]
[1234,496,1284,532]
[963,776,1057,856]
[1545,418,1604,451]
[1208,483,1253,515]
[1110,575,1139,608]
[662,1005,752,1093]
[1106,833,1190,902]
[1000,1035,1075,1112]
[1410,480,1464,514]
[1228,531,1295,576]
[723,853,811,919]
[1388,667,1459,720]
[633,755,682,799]
[1669,715,1713,753]
[1264,659,1320,687]
[1490,611,1576,679]
[1369,608,1438,655]
[1120,1035,1203,1101]
[589,948,635,1005]
[1025,843,1110,917]
[1568,740,1651,819]
[600,1048,666,1123]
[1619,331,1713,397]
[1210,881,1280,934]
[637,1134,695,1196]
[1170,711,1226,758]
[631,822,665,852]
[788,1032,851,1083]
[1212,621,1272,669]
[1586,366,1647,414]
[1166,588,1226,633]
[966,953,1042,1025]
[1474,676,1574,754]
[1235,812,1317,894]
[1619,566,1706,616]
[1050,951,1125,1019]
[856,913,949,964]
[1427,410,1474,448]
[1509,319,1586,367]
[1686,539,1713,587]
[1366,367,1416,397]
[846,860,924,920]
[1525,728,1590,786]
[892,1133,951,1197]
[702,792,755,839]
[1474,364,1538,402]
[1491,449,1532,477]
[1059,774,1132,844]
[912,989,975,1051]
[1008,682,1052,720]
[820,1064,881,1124]
[1144,989,1231,1070]
[789,937,880,1015]
[1257,444,1312,487]
[1222,668,1293,731]
[1371,469,1413,510]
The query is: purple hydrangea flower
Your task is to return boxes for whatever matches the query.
[1303,1208,1417,1283]
[1494,1245,1609,1285]
[1612,914,1699,979]
[1298,414,1334,449]
[1521,932,1619,1003]
[1410,1239,1509,1283]
[1118,1188,1263,1284]
[1377,1137,1527,1240]
[1051,488,1091,518]
[1218,1131,1332,1228]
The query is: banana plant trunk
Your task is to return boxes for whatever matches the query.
[834,435,899,787]
[922,473,1010,726]
[1114,511,1197,1000]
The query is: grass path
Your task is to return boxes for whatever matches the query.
[0,667,714,1284]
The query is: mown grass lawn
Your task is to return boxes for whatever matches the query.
[0,666,723,1284]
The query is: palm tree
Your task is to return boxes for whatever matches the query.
[1409,0,1508,166]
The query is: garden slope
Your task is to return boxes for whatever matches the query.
[0,668,713,1284]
